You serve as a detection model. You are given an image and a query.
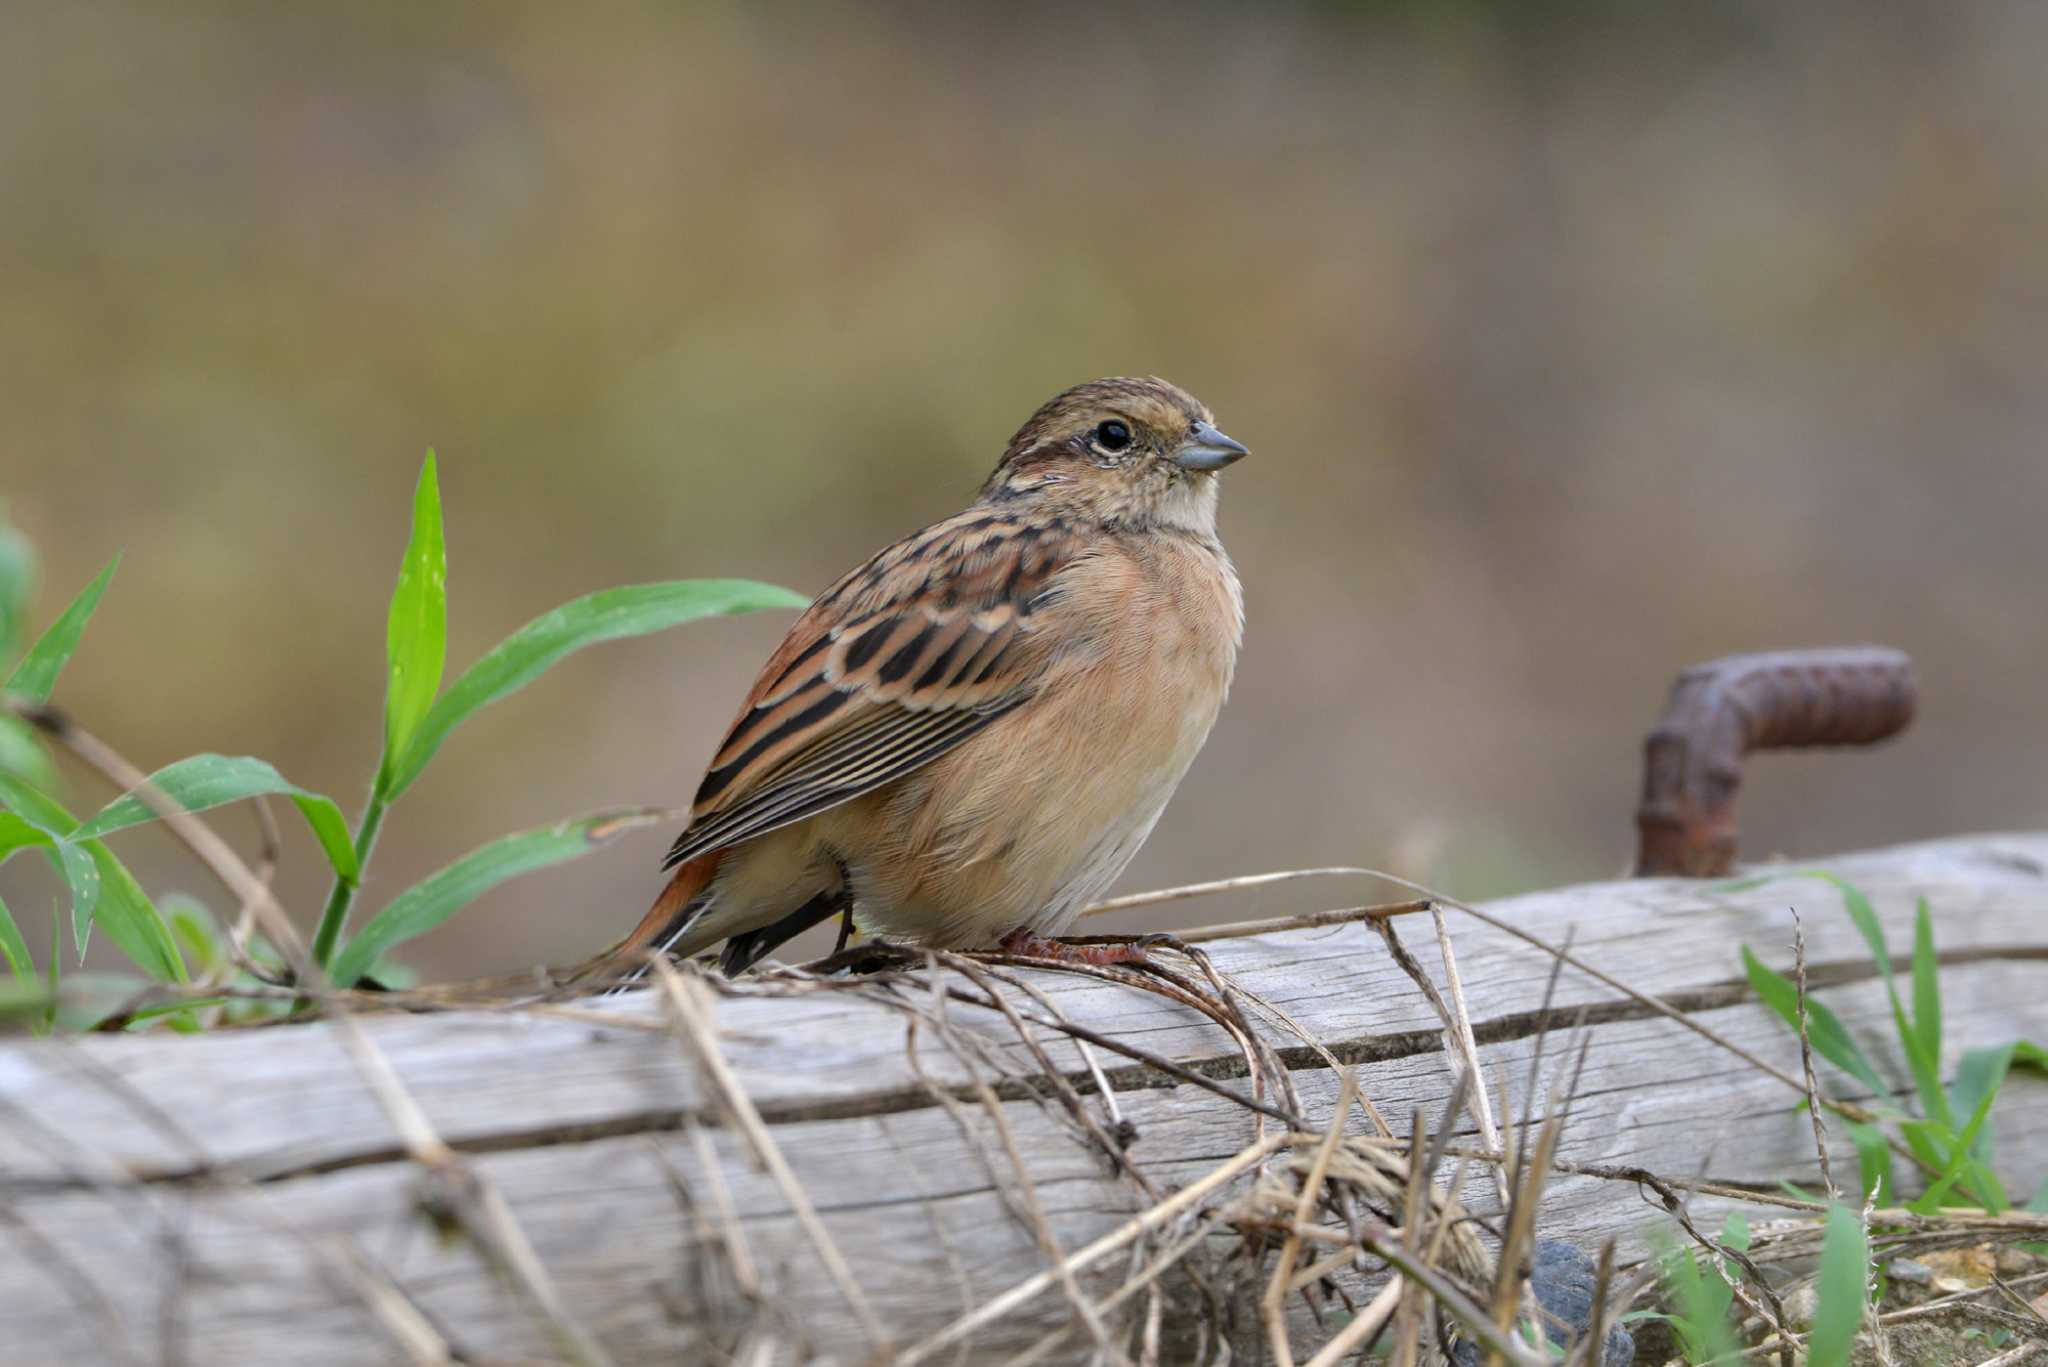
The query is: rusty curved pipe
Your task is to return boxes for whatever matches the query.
[1634,647,1918,877]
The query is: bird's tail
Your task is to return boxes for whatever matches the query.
[574,850,723,991]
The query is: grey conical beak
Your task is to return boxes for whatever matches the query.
[1171,421,1249,472]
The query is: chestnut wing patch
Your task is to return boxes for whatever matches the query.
[663,510,1076,870]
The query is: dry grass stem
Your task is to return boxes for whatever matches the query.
[1300,1280,1405,1367]
[331,1011,615,1367]
[1168,900,1435,943]
[1975,1346,2045,1367]
[1791,911,1841,1204]
[1079,867,1392,917]
[895,1133,1289,1367]
[1261,1071,1358,1367]
[685,1122,761,1296]
[338,1241,456,1367]
[652,961,888,1354]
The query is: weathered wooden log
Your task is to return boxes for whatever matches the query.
[2,834,2045,1365]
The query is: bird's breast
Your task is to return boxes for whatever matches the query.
[834,532,1242,945]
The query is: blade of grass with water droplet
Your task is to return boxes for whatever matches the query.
[3,554,118,703]
[376,454,447,795]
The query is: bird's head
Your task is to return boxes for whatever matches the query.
[981,377,1247,534]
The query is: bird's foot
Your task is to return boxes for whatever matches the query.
[992,929,1174,967]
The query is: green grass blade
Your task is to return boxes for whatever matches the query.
[0,503,36,662]
[330,807,667,988]
[0,810,57,863]
[1742,945,1891,1098]
[1818,873,1894,986]
[163,896,222,976]
[1809,1205,1869,1367]
[383,579,808,800]
[1908,898,1947,1121]
[1813,874,1936,1108]
[1653,1235,1740,1365]
[0,713,56,789]
[0,893,31,983]
[1949,1044,2016,1141]
[83,846,187,983]
[1734,873,1950,1120]
[3,554,119,703]
[1913,1046,2014,1212]
[1846,1121,1894,1204]
[0,770,181,979]
[0,772,102,951]
[70,753,360,883]
[376,453,447,794]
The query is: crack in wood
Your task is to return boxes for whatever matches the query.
[7,943,2041,1198]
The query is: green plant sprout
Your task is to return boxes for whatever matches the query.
[0,454,807,1024]
[1736,870,2047,1214]
[1636,870,2046,1364]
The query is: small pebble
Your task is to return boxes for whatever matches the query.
[1996,1244,2037,1276]
[1886,1257,1934,1286]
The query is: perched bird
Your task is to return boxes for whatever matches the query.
[608,376,1248,978]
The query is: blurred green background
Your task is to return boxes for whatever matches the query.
[4,1,2043,980]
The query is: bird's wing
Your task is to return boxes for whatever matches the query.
[663,508,1085,869]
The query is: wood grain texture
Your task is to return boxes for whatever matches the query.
[2,834,2045,1365]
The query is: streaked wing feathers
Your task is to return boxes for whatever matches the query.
[664,508,1078,870]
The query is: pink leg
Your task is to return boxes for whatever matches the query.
[993,928,1160,967]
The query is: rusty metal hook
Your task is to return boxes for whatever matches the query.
[1634,647,1918,877]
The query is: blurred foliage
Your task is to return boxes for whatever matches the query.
[2,0,2044,977]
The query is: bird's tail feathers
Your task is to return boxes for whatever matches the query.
[578,851,722,994]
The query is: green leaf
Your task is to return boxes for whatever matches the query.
[0,773,101,949]
[1929,1043,2017,1211]
[0,771,182,980]
[1809,1205,1869,1367]
[0,713,56,790]
[0,503,36,662]
[1742,945,1890,1098]
[1728,872,1940,1114]
[1719,1210,1750,1252]
[82,843,185,982]
[1652,1234,1739,1365]
[0,810,57,863]
[70,753,360,883]
[1909,898,1946,1119]
[330,808,666,988]
[162,895,222,976]
[1820,873,1895,992]
[3,554,118,703]
[383,579,809,800]
[377,454,447,794]
[1846,1121,1894,1204]
[1950,1044,2015,1146]
[0,893,31,983]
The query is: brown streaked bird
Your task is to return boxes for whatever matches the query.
[609,376,1247,978]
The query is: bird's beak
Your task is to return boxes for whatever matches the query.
[1171,421,1250,472]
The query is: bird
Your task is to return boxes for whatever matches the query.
[603,376,1248,980]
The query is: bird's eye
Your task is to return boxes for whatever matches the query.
[1094,420,1132,452]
